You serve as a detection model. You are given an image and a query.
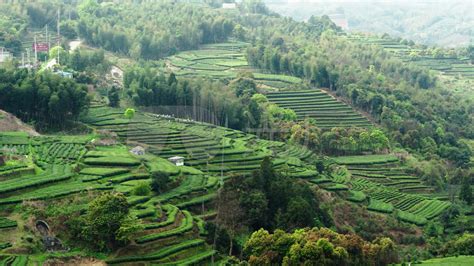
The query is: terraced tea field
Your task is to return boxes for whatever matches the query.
[0,104,458,263]
[167,42,302,89]
[319,155,451,225]
[347,34,474,81]
[0,104,321,264]
[266,90,372,128]
[167,42,372,129]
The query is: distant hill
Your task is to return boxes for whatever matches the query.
[264,0,473,48]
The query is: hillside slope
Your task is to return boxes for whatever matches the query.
[0,110,39,136]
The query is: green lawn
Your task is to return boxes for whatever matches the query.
[414,256,474,266]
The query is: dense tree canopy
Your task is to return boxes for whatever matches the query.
[244,227,398,265]
[77,1,235,59]
[217,157,332,233]
[244,28,471,166]
[0,68,89,129]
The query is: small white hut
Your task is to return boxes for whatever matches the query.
[130,146,145,156]
[168,156,184,166]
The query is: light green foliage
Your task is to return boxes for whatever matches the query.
[251,93,268,104]
[397,210,427,226]
[244,228,397,265]
[48,46,68,62]
[368,199,394,213]
[132,181,152,196]
[80,168,129,177]
[124,108,135,120]
[333,154,398,165]
[82,193,142,251]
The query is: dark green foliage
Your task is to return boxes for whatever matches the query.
[60,20,77,39]
[78,1,234,59]
[76,193,142,251]
[316,160,325,173]
[459,177,472,205]
[132,182,151,196]
[218,157,332,231]
[82,193,129,250]
[440,234,474,256]
[0,242,12,250]
[0,69,89,130]
[151,171,170,193]
[230,77,257,98]
[124,69,248,130]
[107,86,120,107]
[67,49,108,73]
[440,205,461,228]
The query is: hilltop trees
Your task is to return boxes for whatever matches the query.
[123,68,246,129]
[77,1,234,59]
[0,68,89,130]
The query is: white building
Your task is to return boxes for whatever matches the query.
[130,146,145,156]
[168,156,184,166]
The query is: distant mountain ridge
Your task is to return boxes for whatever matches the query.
[264,0,473,47]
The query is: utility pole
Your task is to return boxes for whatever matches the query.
[34,34,38,63]
[46,24,49,52]
[57,8,60,65]
[26,48,30,65]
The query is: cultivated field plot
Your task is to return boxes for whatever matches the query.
[167,42,303,89]
[347,34,474,81]
[73,104,318,263]
[325,155,451,225]
[83,105,313,177]
[266,90,372,128]
[0,105,454,263]
[0,133,109,205]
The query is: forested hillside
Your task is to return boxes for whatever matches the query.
[0,0,472,265]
